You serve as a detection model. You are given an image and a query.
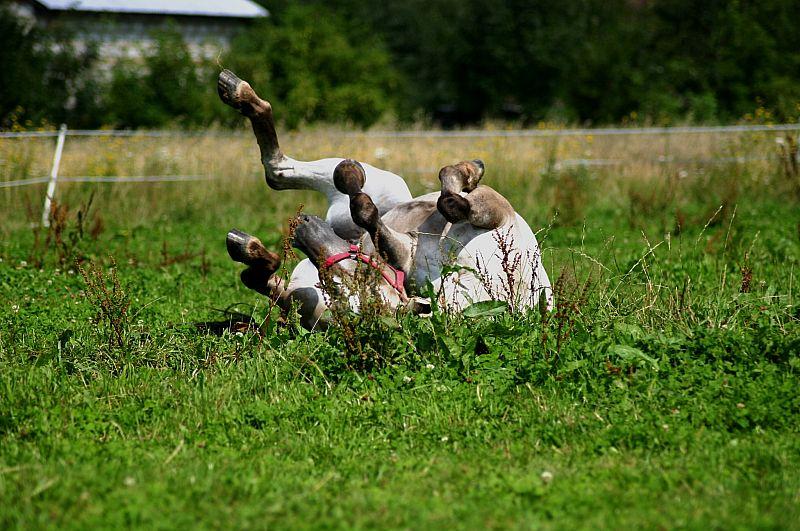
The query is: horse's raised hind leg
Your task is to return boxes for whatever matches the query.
[436,160,484,225]
[436,160,514,229]
[439,159,485,196]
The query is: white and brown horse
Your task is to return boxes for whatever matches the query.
[218,70,552,329]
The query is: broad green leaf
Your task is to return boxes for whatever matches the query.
[563,359,588,372]
[608,344,659,371]
[463,300,509,318]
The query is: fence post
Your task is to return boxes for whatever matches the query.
[41,124,68,227]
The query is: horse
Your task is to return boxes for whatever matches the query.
[218,70,552,329]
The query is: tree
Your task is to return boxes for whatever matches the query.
[104,26,213,128]
[255,0,800,125]
[0,7,100,128]
[225,4,401,128]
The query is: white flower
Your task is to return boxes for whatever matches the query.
[11,304,19,313]
[425,364,435,370]
[403,375,413,383]
[440,436,449,442]
[540,471,553,484]
[123,476,136,487]
[19,260,27,267]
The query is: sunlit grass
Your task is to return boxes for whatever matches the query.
[0,126,798,529]
[0,126,790,234]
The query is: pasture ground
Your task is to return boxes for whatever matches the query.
[1,129,799,528]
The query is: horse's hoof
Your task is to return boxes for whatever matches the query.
[333,159,366,196]
[218,70,247,110]
[240,267,273,297]
[226,229,280,270]
[226,229,253,263]
[437,192,471,223]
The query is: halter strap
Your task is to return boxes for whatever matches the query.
[321,244,407,300]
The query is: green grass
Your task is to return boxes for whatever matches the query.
[1,143,799,528]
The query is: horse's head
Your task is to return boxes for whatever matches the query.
[293,213,408,311]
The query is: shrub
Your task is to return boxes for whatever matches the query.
[0,7,101,129]
[103,26,214,128]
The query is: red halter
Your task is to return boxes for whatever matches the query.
[321,244,407,300]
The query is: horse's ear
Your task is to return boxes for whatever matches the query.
[472,159,485,177]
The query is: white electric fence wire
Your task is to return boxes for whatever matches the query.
[1,122,799,139]
[0,123,795,225]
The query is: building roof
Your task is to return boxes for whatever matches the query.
[33,0,268,18]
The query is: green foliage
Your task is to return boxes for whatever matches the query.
[226,4,400,128]
[3,1,800,128]
[0,7,101,129]
[1,164,799,526]
[636,0,800,123]
[269,0,800,124]
[78,258,131,355]
[103,26,215,128]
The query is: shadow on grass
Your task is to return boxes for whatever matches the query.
[192,307,264,337]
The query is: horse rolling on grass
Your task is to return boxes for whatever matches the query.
[218,70,552,329]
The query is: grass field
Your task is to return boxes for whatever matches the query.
[1,127,799,528]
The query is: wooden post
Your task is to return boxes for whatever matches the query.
[42,124,67,227]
